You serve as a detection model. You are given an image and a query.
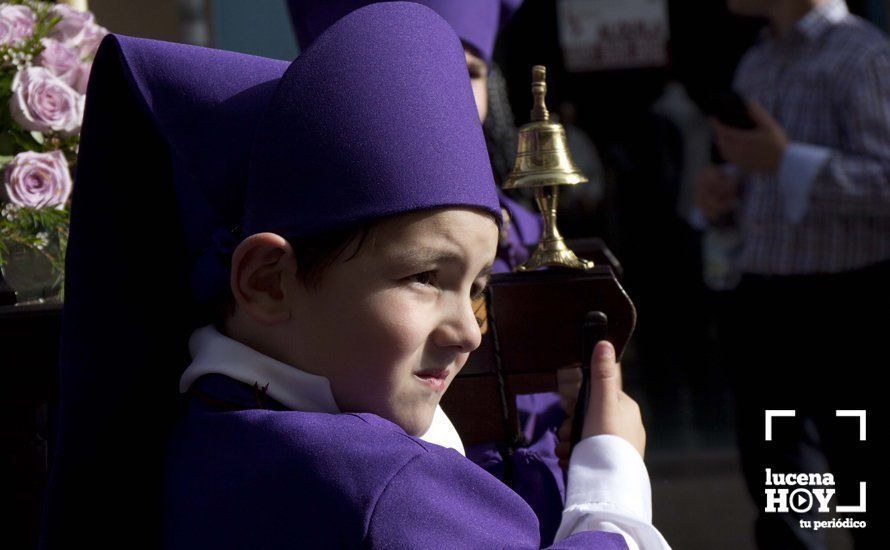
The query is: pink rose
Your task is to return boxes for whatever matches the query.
[0,5,35,45]
[47,5,92,45]
[3,151,72,209]
[36,38,81,88]
[74,20,107,59]
[47,5,106,58]
[74,61,91,94]
[10,66,84,135]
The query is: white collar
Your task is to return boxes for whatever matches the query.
[180,325,465,456]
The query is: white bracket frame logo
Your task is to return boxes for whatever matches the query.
[764,409,867,513]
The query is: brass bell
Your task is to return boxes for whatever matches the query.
[504,66,594,271]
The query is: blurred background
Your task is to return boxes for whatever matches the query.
[6,0,889,548]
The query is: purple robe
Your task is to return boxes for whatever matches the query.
[163,374,626,549]
[467,392,568,545]
[495,191,542,273]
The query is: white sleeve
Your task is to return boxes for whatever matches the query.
[553,435,671,550]
[775,142,832,224]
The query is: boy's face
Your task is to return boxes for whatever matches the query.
[276,208,497,436]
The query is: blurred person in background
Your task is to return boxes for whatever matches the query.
[694,0,890,547]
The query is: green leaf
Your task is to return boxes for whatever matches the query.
[0,154,14,168]
[0,133,16,156]
[30,131,45,145]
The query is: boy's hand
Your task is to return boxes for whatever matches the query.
[555,341,645,468]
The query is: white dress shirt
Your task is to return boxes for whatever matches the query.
[180,325,670,549]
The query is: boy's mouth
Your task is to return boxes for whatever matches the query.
[414,367,449,393]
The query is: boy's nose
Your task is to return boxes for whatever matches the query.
[434,297,482,353]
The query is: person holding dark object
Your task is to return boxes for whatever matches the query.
[46,4,671,548]
[285,1,594,544]
[694,0,889,548]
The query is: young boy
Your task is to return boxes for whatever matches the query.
[286,3,582,541]
[165,4,668,548]
[42,3,668,549]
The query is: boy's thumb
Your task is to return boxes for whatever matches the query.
[585,341,619,431]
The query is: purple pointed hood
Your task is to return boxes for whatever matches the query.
[287,0,524,63]
[245,2,501,237]
[39,34,288,548]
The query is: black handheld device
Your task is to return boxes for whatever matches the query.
[713,90,756,129]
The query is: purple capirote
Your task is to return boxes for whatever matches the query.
[39,33,290,549]
[287,0,524,63]
[244,2,502,238]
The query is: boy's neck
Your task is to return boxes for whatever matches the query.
[221,315,324,378]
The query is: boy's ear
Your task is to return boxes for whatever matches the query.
[230,232,294,325]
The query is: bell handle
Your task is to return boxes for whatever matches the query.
[530,65,550,122]
[535,186,562,244]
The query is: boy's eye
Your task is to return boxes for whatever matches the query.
[405,272,487,301]
[407,271,436,287]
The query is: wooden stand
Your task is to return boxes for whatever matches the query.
[441,263,636,448]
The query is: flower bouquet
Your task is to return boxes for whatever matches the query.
[0,1,106,303]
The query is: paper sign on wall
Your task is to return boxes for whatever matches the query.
[557,0,670,72]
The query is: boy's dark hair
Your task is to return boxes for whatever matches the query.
[213,223,373,322]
